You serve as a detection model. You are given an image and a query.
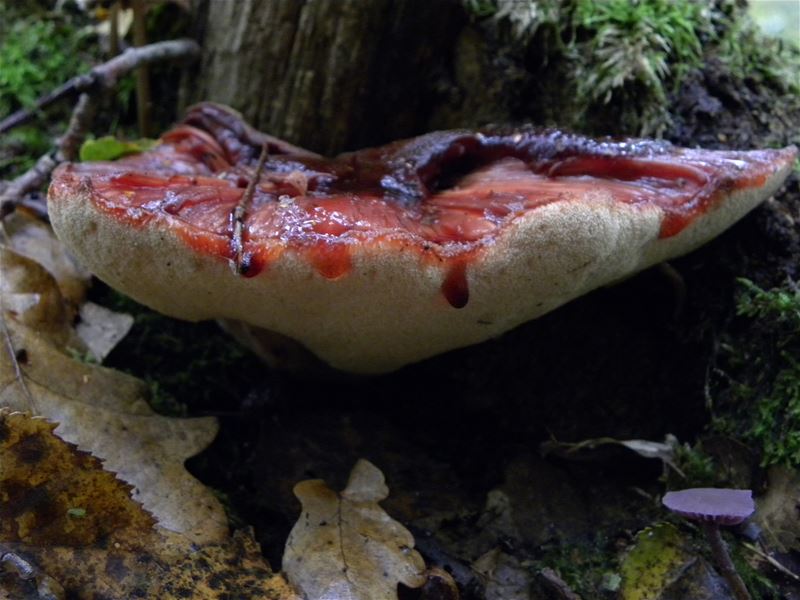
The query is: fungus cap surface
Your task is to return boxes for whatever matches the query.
[662,488,755,526]
[47,103,798,373]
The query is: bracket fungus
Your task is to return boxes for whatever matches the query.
[47,103,797,373]
[663,488,755,600]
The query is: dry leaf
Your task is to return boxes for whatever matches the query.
[3,211,89,311]
[540,435,682,474]
[75,302,134,363]
[0,410,156,548]
[283,459,426,600]
[0,224,225,544]
[1,193,295,598]
[0,410,298,600]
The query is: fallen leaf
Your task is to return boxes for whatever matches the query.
[3,210,89,310]
[0,410,156,548]
[78,136,156,162]
[74,301,134,363]
[1,245,78,349]
[0,228,225,544]
[1,550,65,600]
[283,459,427,600]
[0,410,298,600]
[541,435,683,475]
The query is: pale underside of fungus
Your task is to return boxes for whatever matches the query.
[47,103,797,373]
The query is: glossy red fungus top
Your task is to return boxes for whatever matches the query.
[49,104,795,308]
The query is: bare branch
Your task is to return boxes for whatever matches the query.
[0,93,96,216]
[0,39,200,135]
[0,154,55,219]
[57,93,96,163]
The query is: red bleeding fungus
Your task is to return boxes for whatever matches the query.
[47,103,798,372]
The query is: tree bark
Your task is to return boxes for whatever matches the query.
[186,0,466,155]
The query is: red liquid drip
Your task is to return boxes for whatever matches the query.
[308,243,352,280]
[239,251,268,278]
[442,261,469,308]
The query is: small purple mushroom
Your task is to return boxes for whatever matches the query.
[663,488,755,600]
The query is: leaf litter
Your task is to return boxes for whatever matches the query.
[283,459,427,600]
[0,211,295,598]
[0,410,298,600]
[1,209,436,598]
[1,210,226,543]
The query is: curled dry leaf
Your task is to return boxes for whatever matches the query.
[3,210,90,312]
[540,435,682,474]
[74,301,134,364]
[0,218,225,544]
[0,410,298,600]
[283,459,427,600]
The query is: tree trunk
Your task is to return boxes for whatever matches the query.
[185,0,466,155]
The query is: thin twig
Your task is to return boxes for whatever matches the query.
[742,542,800,583]
[703,523,752,600]
[537,568,582,600]
[109,1,121,57]
[57,92,96,163]
[0,154,56,218]
[230,143,269,275]
[0,93,96,216]
[0,312,38,415]
[132,0,152,137]
[0,39,199,135]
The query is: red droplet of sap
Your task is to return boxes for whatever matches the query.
[442,261,469,308]
[308,243,352,280]
[239,251,268,278]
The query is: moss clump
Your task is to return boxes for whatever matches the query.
[532,535,620,596]
[730,539,779,600]
[461,0,799,138]
[0,2,97,177]
[714,2,799,95]
[665,444,719,489]
[97,288,264,417]
[571,0,705,135]
[713,279,800,467]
